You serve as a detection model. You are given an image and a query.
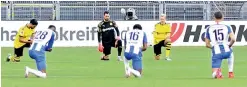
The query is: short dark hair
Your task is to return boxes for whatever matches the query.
[30,19,38,25]
[214,11,223,19]
[133,24,142,30]
[48,25,56,29]
[104,11,109,15]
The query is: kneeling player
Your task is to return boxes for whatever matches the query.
[205,12,235,79]
[6,19,38,62]
[25,25,55,78]
[153,14,171,61]
[97,11,123,61]
[123,24,148,78]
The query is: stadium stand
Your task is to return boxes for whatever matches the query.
[1,1,247,21]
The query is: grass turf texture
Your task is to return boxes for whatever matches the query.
[1,47,247,87]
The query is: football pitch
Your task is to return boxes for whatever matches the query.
[1,47,247,87]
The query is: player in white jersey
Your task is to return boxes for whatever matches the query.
[205,12,235,79]
[123,24,148,78]
[25,25,56,78]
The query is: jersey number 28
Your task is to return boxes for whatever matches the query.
[213,29,224,41]
[35,31,48,40]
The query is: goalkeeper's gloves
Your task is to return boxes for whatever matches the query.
[98,43,104,52]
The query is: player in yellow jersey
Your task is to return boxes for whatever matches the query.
[153,14,172,61]
[6,19,38,62]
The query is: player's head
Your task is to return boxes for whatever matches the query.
[29,19,38,29]
[214,11,224,21]
[103,11,110,21]
[160,14,166,23]
[48,25,56,31]
[133,24,142,30]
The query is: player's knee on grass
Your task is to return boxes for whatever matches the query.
[153,45,161,56]
[14,48,24,57]
[29,50,36,59]
[103,45,111,56]
[212,57,223,68]
[35,57,46,71]
[132,57,142,71]
[132,59,142,71]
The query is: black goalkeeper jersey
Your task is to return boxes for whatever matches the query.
[97,20,120,43]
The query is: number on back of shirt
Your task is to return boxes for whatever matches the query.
[213,29,224,41]
[35,31,48,40]
[129,32,140,40]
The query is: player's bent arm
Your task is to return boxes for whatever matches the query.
[205,38,212,49]
[124,33,127,49]
[97,23,103,43]
[142,32,148,51]
[46,33,55,52]
[19,36,32,43]
[229,32,236,47]
[142,43,147,51]
[113,21,120,37]
[97,32,102,43]
[204,28,212,49]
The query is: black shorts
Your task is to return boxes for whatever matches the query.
[102,40,122,55]
[14,43,30,57]
[153,40,167,55]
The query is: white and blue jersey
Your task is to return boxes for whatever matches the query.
[124,29,147,70]
[205,24,233,68]
[29,29,55,71]
[205,24,233,57]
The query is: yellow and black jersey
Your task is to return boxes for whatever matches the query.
[153,22,171,45]
[14,25,35,48]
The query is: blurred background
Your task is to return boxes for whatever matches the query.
[1,1,247,21]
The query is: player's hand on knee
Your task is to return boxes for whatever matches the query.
[165,38,171,43]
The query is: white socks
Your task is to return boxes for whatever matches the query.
[227,53,234,72]
[128,68,141,77]
[212,71,217,78]
[123,58,141,77]
[26,66,46,78]
[118,56,123,61]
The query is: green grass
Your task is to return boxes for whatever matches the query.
[1,47,247,87]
